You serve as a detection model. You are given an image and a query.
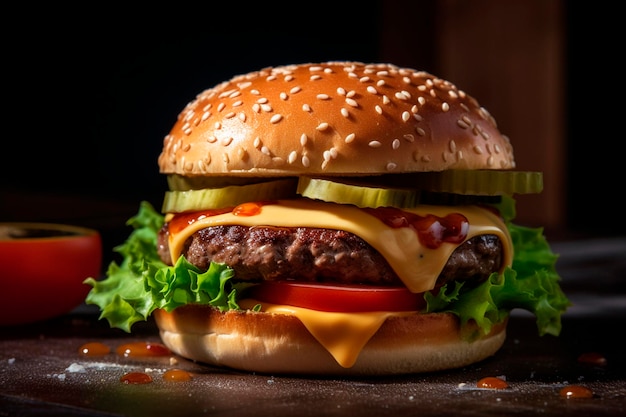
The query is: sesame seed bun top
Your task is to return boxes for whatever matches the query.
[158,62,516,177]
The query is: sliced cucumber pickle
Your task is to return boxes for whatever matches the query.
[167,174,275,191]
[297,177,421,208]
[377,170,543,195]
[162,178,298,213]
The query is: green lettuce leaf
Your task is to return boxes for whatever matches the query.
[84,201,250,331]
[85,198,570,336]
[424,196,571,338]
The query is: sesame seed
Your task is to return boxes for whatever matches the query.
[375,105,383,115]
[377,80,385,87]
[285,75,294,81]
[402,111,411,122]
[386,162,397,171]
[302,104,312,112]
[238,112,246,122]
[316,122,330,131]
[214,122,222,129]
[413,114,423,122]
[442,102,450,112]
[288,151,297,164]
[346,90,356,98]
[369,140,382,148]
[270,114,283,124]
[302,155,310,167]
[217,103,226,112]
[416,127,426,136]
[392,139,400,149]
[403,134,415,142]
[473,145,483,154]
[201,111,211,122]
[250,89,260,95]
[222,137,233,146]
[310,75,322,81]
[345,98,358,107]
[261,104,272,112]
[460,103,470,112]
[224,112,236,119]
[317,94,330,100]
[207,136,217,143]
[229,91,241,98]
[237,147,247,161]
[257,98,269,104]
[487,156,494,167]
[182,143,191,152]
[290,86,302,94]
[367,86,378,94]
[449,140,457,153]
[252,104,261,113]
[253,137,261,148]
[345,133,356,143]
[280,92,288,100]
[382,95,390,104]
[418,97,426,105]
[457,119,470,129]
[341,108,349,118]
[261,146,271,155]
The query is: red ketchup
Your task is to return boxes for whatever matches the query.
[169,202,269,234]
[362,207,469,249]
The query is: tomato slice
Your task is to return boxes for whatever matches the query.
[245,281,425,313]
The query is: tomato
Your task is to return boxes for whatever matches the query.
[0,222,102,325]
[246,281,425,312]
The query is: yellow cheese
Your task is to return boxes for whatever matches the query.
[239,298,413,368]
[167,199,512,293]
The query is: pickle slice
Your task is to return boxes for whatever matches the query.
[167,174,277,191]
[162,178,298,213]
[297,177,420,208]
[414,170,543,195]
[369,170,543,195]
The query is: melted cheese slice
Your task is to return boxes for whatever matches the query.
[239,298,413,368]
[167,199,512,293]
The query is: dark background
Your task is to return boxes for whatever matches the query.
[1,1,622,260]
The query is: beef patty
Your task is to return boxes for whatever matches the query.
[158,224,503,288]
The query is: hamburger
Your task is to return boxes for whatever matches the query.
[85,61,570,375]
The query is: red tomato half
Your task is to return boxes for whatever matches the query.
[0,223,102,325]
[246,281,425,313]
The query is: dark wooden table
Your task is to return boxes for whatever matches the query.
[1,237,625,416]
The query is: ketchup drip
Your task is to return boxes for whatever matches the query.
[362,207,469,249]
[169,202,268,234]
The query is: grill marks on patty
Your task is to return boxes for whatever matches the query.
[157,224,503,288]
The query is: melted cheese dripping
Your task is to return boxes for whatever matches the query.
[167,199,512,293]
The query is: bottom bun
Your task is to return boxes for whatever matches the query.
[153,305,507,376]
